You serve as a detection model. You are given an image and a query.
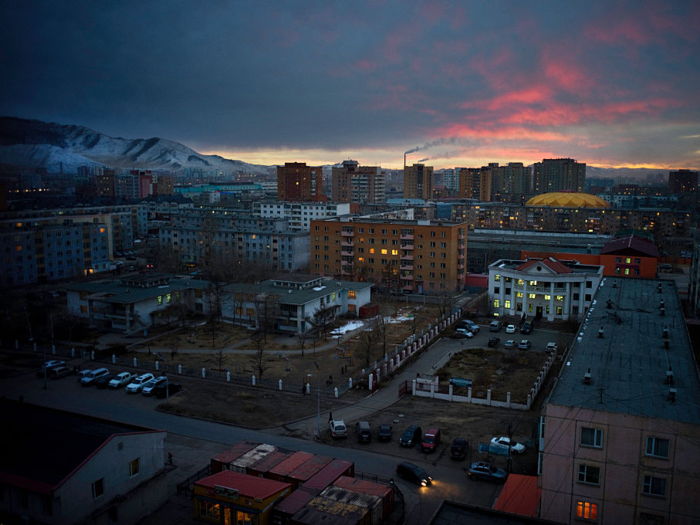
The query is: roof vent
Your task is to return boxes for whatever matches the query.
[666,366,674,385]
[606,299,612,309]
[660,307,665,316]
[598,326,604,338]
[663,326,669,339]
[612,280,618,288]
[668,388,676,403]
[583,368,592,385]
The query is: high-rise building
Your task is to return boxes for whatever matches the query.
[277,162,325,202]
[531,158,586,194]
[458,166,492,201]
[96,170,116,199]
[310,217,466,293]
[331,160,385,204]
[443,169,458,194]
[668,169,698,194]
[403,164,433,200]
[489,162,529,198]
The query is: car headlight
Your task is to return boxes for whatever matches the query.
[421,480,427,487]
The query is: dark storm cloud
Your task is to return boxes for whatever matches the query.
[0,0,698,167]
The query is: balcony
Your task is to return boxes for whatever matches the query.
[400,274,414,280]
[400,254,414,261]
[400,234,414,240]
[341,249,354,256]
[458,253,465,260]
[402,284,415,291]
[458,263,465,270]
[341,230,355,237]
[341,259,353,265]
[458,233,465,240]
[400,264,413,271]
[400,244,414,250]
[341,240,354,247]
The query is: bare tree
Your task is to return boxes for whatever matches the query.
[313,301,336,341]
[361,316,382,368]
[254,293,279,342]
[250,332,268,379]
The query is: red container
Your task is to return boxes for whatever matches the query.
[288,455,332,485]
[303,459,354,492]
[320,486,382,525]
[333,476,394,519]
[268,451,314,485]
[271,486,319,525]
[210,441,259,474]
[248,449,294,478]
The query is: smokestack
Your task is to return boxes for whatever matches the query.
[404,153,406,172]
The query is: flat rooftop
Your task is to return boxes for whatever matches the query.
[549,278,700,424]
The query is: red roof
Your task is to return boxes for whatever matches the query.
[493,474,540,517]
[212,441,259,465]
[195,471,291,500]
[601,235,659,257]
[516,257,572,274]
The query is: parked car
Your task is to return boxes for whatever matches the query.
[126,256,137,261]
[141,376,167,396]
[126,373,155,393]
[504,340,517,349]
[109,372,134,389]
[450,438,468,460]
[377,424,392,442]
[421,428,441,453]
[37,359,66,377]
[96,374,117,389]
[77,369,94,381]
[467,461,508,482]
[154,382,182,398]
[505,324,517,334]
[329,419,347,439]
[453,328,474,338]
[48,366,73,379]
[491,436,526,454]
[460,320,480,333]
[520,322,533,334]
[489,321,501,332]
[399,425,422,447]
[487,337,500,348]
[518,340,532,350]
[546,342,558,353]
[81,368,110,386]
[396,461,432,487]
[356,421,372,443]
[115,251,123,257]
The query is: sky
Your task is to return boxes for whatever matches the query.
[1,0,699,170]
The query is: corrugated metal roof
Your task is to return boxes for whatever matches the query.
[230,443,276,471]
[288,455,332,483]
[272,486,318,516]
[195,470,291,500]
[303,460,354,491]
[212,441,259,465]
[332,476,392,499]
[269,451,315,478]
[319,486,381,509]
[493,474,540,518]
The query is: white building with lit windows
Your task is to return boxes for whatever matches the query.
[488,257,604,321]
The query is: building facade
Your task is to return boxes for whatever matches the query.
[540,278,700,524]
[530,158,586,194]
[488,257,604,321]
[254,201,352,232]
[310,217,467,294]
[277,162,325,202]
[403,164,433,200]
[668,169,698,194]
[331,160,386,204]
[458,165,493,201]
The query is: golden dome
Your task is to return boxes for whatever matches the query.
[525,192,610,208]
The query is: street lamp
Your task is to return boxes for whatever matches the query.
[308,373,321,440]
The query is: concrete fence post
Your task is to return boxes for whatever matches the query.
[306,383,310,394]
[133,357,138,367]
[178,364,182,375]
[376,368,381,383]
[527,393,532,409]
[334,387,338,398]
[252,375,256,386]
[112,354,116,364]
[487,389,492,405]
[430,382,435,399]
[226,371,231,382]
[91,351,95,361]
[382,363,387,377]
[201,367,206,378]
[467,386,472,402]
[369,374,374,391]
[449,384,454,402]
[155,361,159,371]
[412,379,416,396]
[71,347,75,358]
[278,379,283,391]
[507,392,511,408]
[348,378,353,389]
[52,345,56,355]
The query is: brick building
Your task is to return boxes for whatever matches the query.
[277,162,325,202]
[403,164,433,200]
[331,160,385,204]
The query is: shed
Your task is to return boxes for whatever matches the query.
[268,451,315,486]
[248,449,294,478]
[319,486,382,525]
[493,474,540,518]
[288,454,332,486]
[333,476,394,518]
[359,304,379,319]
[303,459,354,492]
[211,441,259,473]
[229,443,276,474]
[271,486,319,525]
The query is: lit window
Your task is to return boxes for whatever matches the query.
[493,299,500,307]
[504,300,511,309]
[129,458,140,477]
[645,437,670,458]
[369,248,375,254]
[517,279,524,285]
[576,501,598,521]
[157,296,163,305]
[528,293,536,299]
[544,295,551,301]
[529,281,537,286]
[381,249,388,255]
[494,274,501,281]
[391,250,398,255]
[556,295,564,301]
[348,290,356,299]
[516,292,523,298]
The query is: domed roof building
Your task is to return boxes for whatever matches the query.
[526,192,610,208]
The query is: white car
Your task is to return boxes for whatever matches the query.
[141,376,167,396]
[37,359,66,377]
[329,419,347,438]
[491,436,526,454]
[455,328,474,338]
[126,373,155,393]
[80,367,110,386]
[109,372,134,389]
[77,369,94,381]
[546,342,558,353]
[505,324,517,334]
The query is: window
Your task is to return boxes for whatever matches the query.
[92,478,105,499]
[494,287,500,294]
[494,274,501,281]
[129,458,140,477]
[645,437,670,458]
[578,464,600,485]
[576,501,598,521]
[580,427,603,448]
[494,299,500,307]
[528,293,536,299]
[643,476,666,497]
[348,290,356,299]
[199,500,221,520]
[504,300,511,309]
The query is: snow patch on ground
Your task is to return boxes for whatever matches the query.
[330,320,365,337]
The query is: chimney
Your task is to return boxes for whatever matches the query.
[669,388,677,403]
[584,368,592,384]
[666,366,674,385]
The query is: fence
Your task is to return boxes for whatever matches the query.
[176,464,211,496]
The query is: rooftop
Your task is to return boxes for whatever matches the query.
[66,274,210,304]
[491,258,604,276]
[195,470,291,500]
[548,278,700,424]
[600,235,659,258]
[224,278,373,306]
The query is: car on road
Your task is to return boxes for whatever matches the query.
[77,369,93,381]
[399,425,422,447]
[491,436,526,454]
[109,372,134,389]
[460,320,480,333]
[518,340,532,350]
[329,418,347,439]
[487,337,500,348]
[396,461,432,487]
[450,438,468,460]
[546,342,558,353]
[96,374,117,389]
[453,328,474,338]
[520,322,533,334]
[126,373,155,393]
[377,424,392,441]
[48,366,73,379]
[467,461,508,482]
[81,368,110,386]
[505,324,517,334]
[141,376,167,396]
[504,340,517,349]
[489,321,501,332]
[154,382,182,398]
[37,360,66,377]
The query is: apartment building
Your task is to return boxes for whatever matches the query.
[668,169,698,194]
[530,158,586,194]
[310,217,467,293]
[487,257,604,321]
[332,160,386,204]
[458,165,493,201]
[540,278,700,524]
[277,162,325,202]
[403,164,433,200]
[253,201,352,231]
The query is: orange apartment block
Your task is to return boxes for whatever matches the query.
[310,217,467,293]
[277,162,326,202]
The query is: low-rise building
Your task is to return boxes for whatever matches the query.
[488,257,604,321]
[253,201,352,232]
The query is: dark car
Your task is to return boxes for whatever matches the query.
[154,382,182,398]
[467,461,508,483]
[399,425,422,447]
[48,366,74,379]
[377,424,392,442]
[96,374,117,389]
[396,461,432,487]
[356,421,372,443]
[450,438,468,460]
[487,337,500,348]
[520,322,533,334]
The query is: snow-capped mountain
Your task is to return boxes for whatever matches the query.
[0,117,276,175]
